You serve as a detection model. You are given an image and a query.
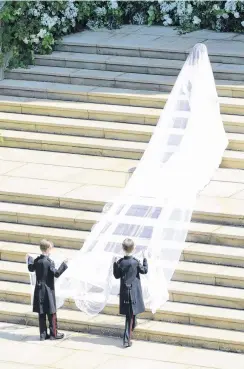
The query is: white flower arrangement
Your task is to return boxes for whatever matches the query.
[133,13,146,25]
[2,0,244,69]
[193,16,201,25]
[110,1,118,10]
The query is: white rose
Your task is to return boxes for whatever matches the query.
[241,21,244,27]
[213,4,220,11]
[187,4,193,14]
[23,37,29,44]
[193,16,201,25]
[225,0,236,13]
[111,1,118,9]
[33,9,40,17]
[234,12,240,18]
[37,29,47,38]
[222,13,229,19]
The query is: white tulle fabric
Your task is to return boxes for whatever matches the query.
[29,43,228,316]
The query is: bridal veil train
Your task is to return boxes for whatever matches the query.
[41,43,228,316]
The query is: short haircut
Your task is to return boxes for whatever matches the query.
[122,238,135,254]
[40,239,53,252]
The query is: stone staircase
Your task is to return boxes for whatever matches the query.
[1,28,244,352]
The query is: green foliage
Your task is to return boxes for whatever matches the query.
[1,1,244,69]
[0,1,78,67]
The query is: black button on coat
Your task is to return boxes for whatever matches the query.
[28,255,68,314]
[113,256,148,316]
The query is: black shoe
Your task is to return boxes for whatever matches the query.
[50,333,64,340]
[123,341,132,348]
[40,333,50,341]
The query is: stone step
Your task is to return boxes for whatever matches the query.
[1,277,244,333]
[2,275,244,312]
[2,240,244,268]
[0,95,243,127]
[183,243,244,267]
[0,222,88,249]
[0,202,100,231]
[1,112,244,144]
[5,66,176,92]
[2,278,244,330]
[0,147,135,173]
[2,298,244,352]
[1,256,244,288]
[56,34,244,66]
[0,129,243,160]
[0,241,77,263]
[35,51,244,82]
[1,218,244,249]
[1,147,244,180]
[222,150,244,169]
[187,222,244,248]
[0,129,146,159]
[1,173,244,214]
[170,281,244,310]
[5,66,244,95]
[1,195,244,234]
[0,95,160,124]
[2,79,244,106]
[0,112,153,142]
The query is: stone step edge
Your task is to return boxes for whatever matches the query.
[1,301,244,352]
[2,285,244,329]
[0,111,154,137]
[56,40,244,60]
[0,129,147,152]
[2,241,244,268]
[5,68,244,99]
[1,113,244,146]
[7,66,244,85]
[0,95,243,125]
[1,129,243,163]
[34,52,244,76]
[1,278,243,309]
[1,79,244,104]
[1,129,243,153]
[2,256,244,288]
[0,112,244,140]
[0,222,88,248]
[2,189,244,222]
[1,201,244,231]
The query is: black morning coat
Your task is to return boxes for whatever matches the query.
[113,256,148,316]
[28,255,68,314]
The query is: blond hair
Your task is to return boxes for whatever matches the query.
[40,239,53,252]
[122,238,135,254]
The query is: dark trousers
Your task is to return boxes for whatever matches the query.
[123,302,137,345]
[38,313,57,338]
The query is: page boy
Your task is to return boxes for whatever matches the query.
[27,239,68,341]
[113,238,148,347]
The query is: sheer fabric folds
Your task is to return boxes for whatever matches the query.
[34,43,229,316]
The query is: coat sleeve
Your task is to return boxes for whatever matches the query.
[50,261,68,278]
[138,258,148,274]
[113,262,121,279]
[27,256,35,272]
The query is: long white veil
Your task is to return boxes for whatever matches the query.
[54,43,228,315]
